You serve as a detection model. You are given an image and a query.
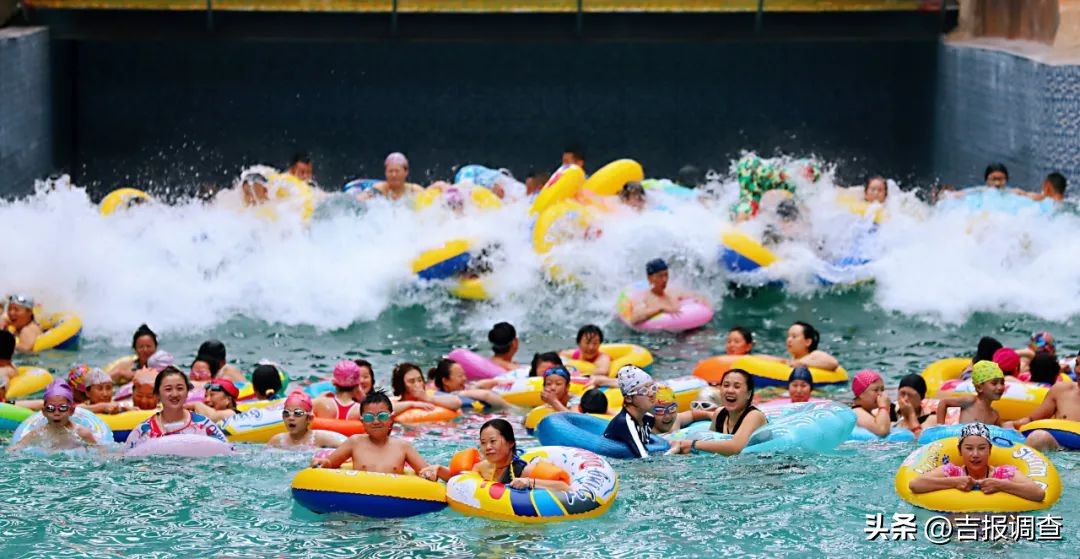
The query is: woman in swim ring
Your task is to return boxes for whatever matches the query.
[185,378,239,422]
[908,423,1045,502]
[124,366,228,449]
[108,324,160,384]
[783,321,839,371]
[428,358,510,409]
[726,326,755,356]
[391,362,461,412]
[421,418,571,492]
[1,294,42,353]
[671,369,767,455]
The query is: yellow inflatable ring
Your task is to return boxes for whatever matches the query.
[895,437,1061,513]
[563,343,653,377]
[99,188,152,216]
[1019,419,1080,450]
[582,159,644,196]
[730,356,848,388]
[446,445,618,523]
[835,191,884,223]
[492,376,588,408]
[532,199,593,255]
[254,173,314,223]
[30,311,83,352]
[920,357,971,397]
[719,230,777,272]
[292,469,447,517]
[7,366,53,399]
[529,164,585,216]
[448,277,489,301]
[411,239,472,280]
[415,185,502,211]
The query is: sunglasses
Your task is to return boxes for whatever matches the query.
[361,411,392,423]
[44,404,71,413]
[652,403,678,415]
[630,384,659,398]
[691,401,718,411]
[281,409,308,418]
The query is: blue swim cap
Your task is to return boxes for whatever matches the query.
[646,258,668,276]
[788,366,813,388]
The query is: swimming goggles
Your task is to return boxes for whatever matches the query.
[691,400,718,411]
[44,404,71,413]
[205,383,229,393]
[652,403,678,415]
[629,383,658,398]
[543,366,571,381]
[281,409,308,418]
[361,411,392,423]
[7,294,34,308]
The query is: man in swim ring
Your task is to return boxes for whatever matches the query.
[602,366,658,458]
[937,361,1006,426]
[358,152,424,202]
[0,330,16,387]
[1,294,42,353]
[627,259,710,326]
[7,381,98,453]
[268,392,342,449]
[310,390,433,474]
[186,378,239,422]
[908,423,1045,502]
[1012,366,1080,451]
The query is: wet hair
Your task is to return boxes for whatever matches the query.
[529,352,564,377]
[728,326,753,346]
[479,418,517,456]
[391,362,422,397]
[488,322,517,355]
[0,330,14,360]
[576,324,604,344]
[720,368,755,403]
[428,358,457,392]
[563,145,586,164]
[353,359,375,383]
[677,165,703,189]
[579,389,609,414]
[973,336,1003,363]
[289,152,312,167]
[1045,172,1067,196]
[252,364,283,399]
[865,175,888,199]
[360,388,394,414]
[1029,353,1060,385]
[792,321,820,352]
[132,324,158,351]
[984,163,1009,181]
[153,366,193,394]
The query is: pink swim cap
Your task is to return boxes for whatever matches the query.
[384,152,409,168]
[852,369,882,398]
[148,350,175,372]
[332,360,361,388]
[992,347,1020,375]
[44,380,75,404]
[284,391,313,413]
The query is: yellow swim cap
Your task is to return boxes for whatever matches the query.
[655,385,676,407]
[971,360,1004,385]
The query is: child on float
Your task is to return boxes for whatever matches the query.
[560,324,615,386]
[124,367,228,449]
[186,378,239,422]
[936,361,1006,426]
[787,366,814,403]
[251,363,285,401]
[850,369,893,437]
[313,360,374,420]
[7,381,99,452]
[1010,359,1080,451]
[420,418,571,491]
[539,365,574,413]
[602,366,659,458]
[671,369,768,455]
[908,423,1045,502]
[391,362,460,412]
[310,390,431,474]
[268,391,343,449]
[428,358,510,409]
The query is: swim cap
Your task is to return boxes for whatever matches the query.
[898,374,927,399]
[206,378,239,401]
[655,385,676,407]
[645,258,668,276]
[85,368,111,387]
[788,366,813,388]
[284,391,313,413]
[133,368,157,387]
[1030,331,1056,355]
[148,350,175,372]
[617,365,655,397]
[67,364,91,395]
[44,380,74,404]
[992,347,1020,375]
[333,360,361,388]
[543,366,571,382]
[385,152,409,168]
[959,422,991,445]
[971,360,1004,385]
[7,293,34,308]
[851,369,882,398]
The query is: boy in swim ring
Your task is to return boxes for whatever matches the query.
[1,294,42,353]
[313,359,374,420]
[268,392,342,449]
[310,390,432,474]
[937,361,1006,426]
[488,322,521,371]
[186,378,239,422]
[1011,363,1080,451]
[787,366,813,403]
[560,324,613,379]
[908,423,1045,502]
[7,381,98,453]
[539,366,573,413]
[602,366,658,458]
[628,259,710,325]
[851,369,893,437]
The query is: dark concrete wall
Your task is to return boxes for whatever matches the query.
[61,38,938,196]
[934,42,1080,189]
[0,27,52,197]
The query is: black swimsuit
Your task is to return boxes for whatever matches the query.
[713,405,762,435]
[496,459,528,484]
